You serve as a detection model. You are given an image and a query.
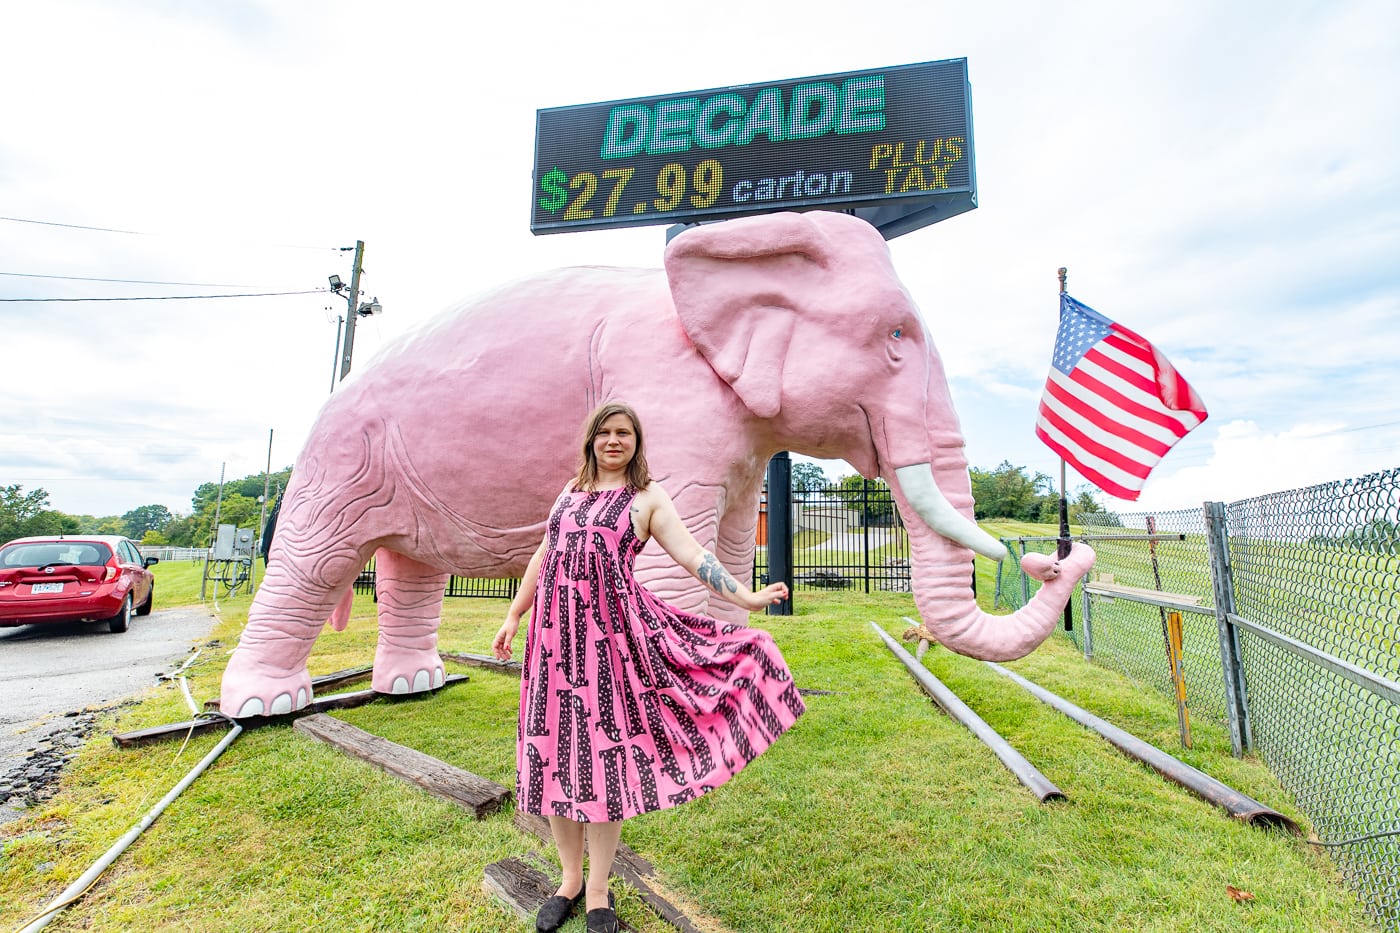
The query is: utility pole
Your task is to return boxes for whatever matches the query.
[338,240,365,381]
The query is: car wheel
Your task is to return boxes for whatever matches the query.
[109,594,133,633]
[136,582,155,617]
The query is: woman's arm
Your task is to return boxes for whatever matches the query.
[640,483,788,612]
[492,534,548,661]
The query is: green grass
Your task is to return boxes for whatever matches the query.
[0,567,1377,931]
[147,558,211,608]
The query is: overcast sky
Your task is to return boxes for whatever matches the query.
[3,0,1397,521]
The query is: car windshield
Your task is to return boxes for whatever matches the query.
[0,542,113,568]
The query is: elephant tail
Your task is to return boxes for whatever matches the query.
[327,585,355,632]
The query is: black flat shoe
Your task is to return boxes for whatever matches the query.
[535,891,583,932]
[585,892,618,933]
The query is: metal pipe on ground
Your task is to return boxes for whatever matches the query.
[18,722,244,932]
[985,662,1299,833]
[871,622,1064,802]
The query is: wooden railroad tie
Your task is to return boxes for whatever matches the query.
[483,857,644,931]
[292,713,509,818]
[513,812,712,933]
[113,672,468,748]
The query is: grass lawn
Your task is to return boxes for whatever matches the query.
[0,559,1376,931]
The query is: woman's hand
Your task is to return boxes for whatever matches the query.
[492,615,521,661]
[744,582,789,612]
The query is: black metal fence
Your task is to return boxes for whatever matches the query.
[996,467,1400,931]
[756,479,911,592]
[353,479,908,599]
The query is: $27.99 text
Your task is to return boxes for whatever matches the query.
[538,160,724,220]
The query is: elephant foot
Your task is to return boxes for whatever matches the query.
[371,644,446,696]
[1021,542,1097,583]
[219,652,314,718]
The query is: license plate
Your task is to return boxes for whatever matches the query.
[31,582,64,594]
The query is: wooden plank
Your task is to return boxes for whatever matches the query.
[308,664,376,692]
[483,858,639,931]
[112,717,229,749]
[513,812,711,933]
[205,671,467,713]
[131,674,468,747]
[482,857,555,924]
[293,713,509,818]
[439,651,523,676]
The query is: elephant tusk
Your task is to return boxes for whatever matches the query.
[893,464,1008,561]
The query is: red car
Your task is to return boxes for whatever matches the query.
[0,536,158,633]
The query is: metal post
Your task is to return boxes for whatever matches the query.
[1204,500,1252,756]
[993,544,1004,607]
[1055,268,1074,631]
[1080,581,1094,660]
[863,479,872,593]
[251,430,273,595]
[328,315,343,393]
[1019,540,1031,607]
[200,462,225,602]
[1058,460,1073,632]
[338,240,365,381]
[765,452,793,615]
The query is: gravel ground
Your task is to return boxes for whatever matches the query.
[0,605,219,824]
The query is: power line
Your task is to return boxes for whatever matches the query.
[0,289,327,302]
[0,215,349,252]
[0,270,265,288]
[0,215,147,235]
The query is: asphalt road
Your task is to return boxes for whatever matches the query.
[0,605,219,788]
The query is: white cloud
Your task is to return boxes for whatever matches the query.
[1,0,1397,518]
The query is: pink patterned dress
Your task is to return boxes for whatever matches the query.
[516,484,803,822]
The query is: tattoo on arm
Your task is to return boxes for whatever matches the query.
[698,553,739,594]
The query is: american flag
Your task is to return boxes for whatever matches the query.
[1035,294,1208,501]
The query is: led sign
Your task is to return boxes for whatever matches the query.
[531,58,976,234]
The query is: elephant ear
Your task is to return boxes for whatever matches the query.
[664,213,836,419]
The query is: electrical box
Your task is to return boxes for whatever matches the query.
[233,527,255,558]
[212,524,236,560]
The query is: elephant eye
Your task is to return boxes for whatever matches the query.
[890,327,903,340]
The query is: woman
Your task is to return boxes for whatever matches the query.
[493,402,802,933]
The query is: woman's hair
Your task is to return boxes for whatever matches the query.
[575,401,652,492]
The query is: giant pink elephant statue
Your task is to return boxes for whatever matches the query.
[219,211,1094,717]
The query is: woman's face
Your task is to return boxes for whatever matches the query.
[593,412,637,474]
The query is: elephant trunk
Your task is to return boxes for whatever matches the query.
[890,456,1095,662]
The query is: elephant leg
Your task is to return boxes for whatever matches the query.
[634,481,755,625]
[710,500,758,627]
[370,549,449,695]
[219,552,363,717]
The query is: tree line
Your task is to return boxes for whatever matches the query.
[0,468,291,548]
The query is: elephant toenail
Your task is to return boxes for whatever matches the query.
[269,693,294,715]
[412,670,431,692]
[236,697,265,718]
[391,676,411,694]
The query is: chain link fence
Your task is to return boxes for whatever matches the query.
[996,468,1400,930]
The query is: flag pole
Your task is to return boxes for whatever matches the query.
[1056,267,1073,632]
